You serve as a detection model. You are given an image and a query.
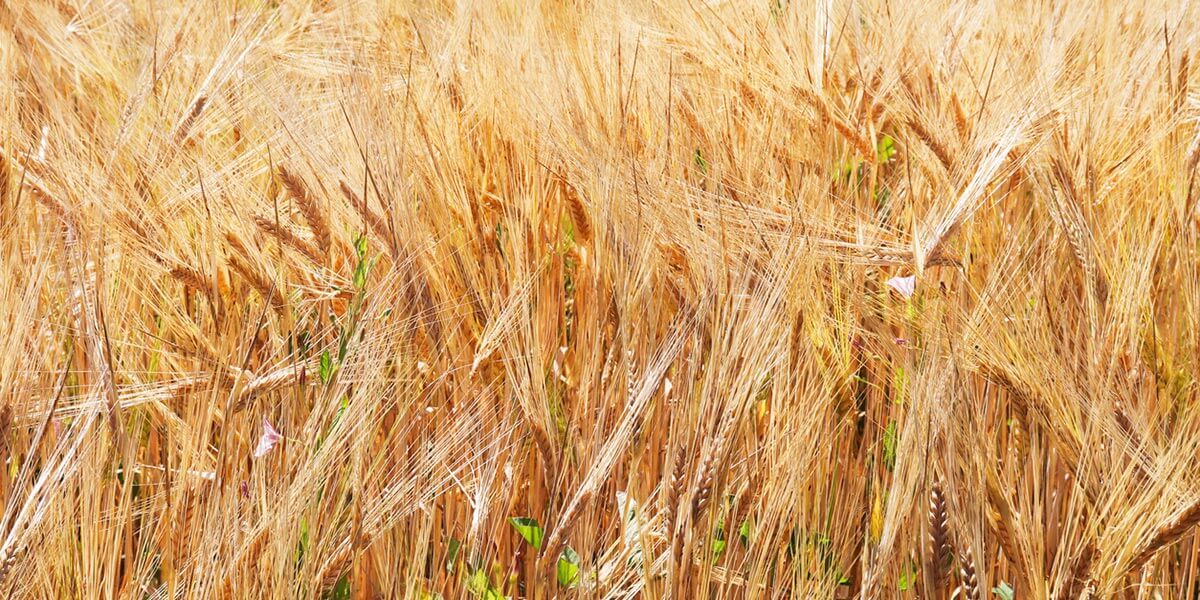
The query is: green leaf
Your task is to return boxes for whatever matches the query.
[694,148,708,174]
[465,570,504,600]
[354,234,368,260]
[466,568,504,599]
[353,257,369,290]
[711,538,727,562]
[876,134,896,163]
[466,569,490,596]
[508,517,544,550]
[296,518,309,563]
[875,185,892,210]
[315,396,350,454]
[897,562,917,590]
[319,351,333,384]
[992,582,1015,600]
[446,538,461,572]
[837,159,863,185]
[332,396,349,429]
[738,518,752,546]
[892,366,907,406]
[352,233,370,290]
[296,330,312,356]
[557,546,580,588]
[323,573,351,600]
[337,332,350,363]
[712,518,728,562]
[882,420,898,471]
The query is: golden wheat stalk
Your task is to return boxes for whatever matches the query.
[956,546,981,600]
[917,122,1025,270]
[226,253,283,311]
[976,364,1092,497]
[557,175,592,244]
[174,95,207,144]
[338,180,394,255]
[1047,155,1109,306]
[793,86,876,158]
[1126,499,1200,575]
[928,478,952,589]
[906,116,954,171]
[253,215,322,263]
[277,165,331,254]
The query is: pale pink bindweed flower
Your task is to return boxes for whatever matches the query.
[254,416,283,459]
[886,275,916,299]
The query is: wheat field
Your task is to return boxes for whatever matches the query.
[2,0,1200,598]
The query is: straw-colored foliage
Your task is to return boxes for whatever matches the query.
[2,0,1200,597]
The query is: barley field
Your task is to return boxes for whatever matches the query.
[2,0,1200,598]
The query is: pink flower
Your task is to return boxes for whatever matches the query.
[253,416,283,459]
[886,275,916,299]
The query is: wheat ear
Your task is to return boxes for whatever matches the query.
[1063,541,1096,599]
[951,92,971,142]
[253,215,322,263]
[557,175,592,243]
[956,547,981,600]
[277,165,331,253]
[168,264,211,294]
[1048,156,1109,305]
[929,478,953,588]
[338,180,395,256]
[794,87,875,158]
[906,116,954,171]
[1126,499,1200,575]
[175,95,207,143]
[984,475,1031,591]
[225,233,284,310]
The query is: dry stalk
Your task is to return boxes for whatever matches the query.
[1063,541,1096,599]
